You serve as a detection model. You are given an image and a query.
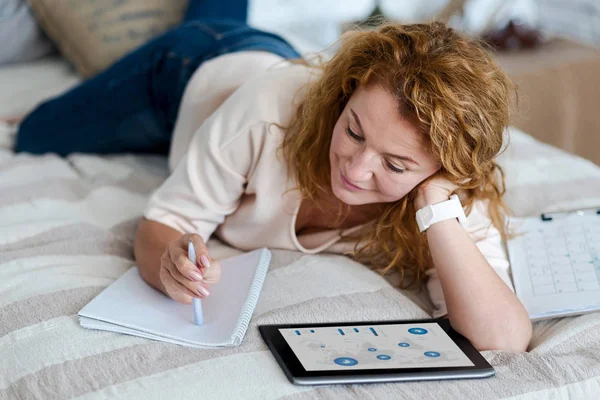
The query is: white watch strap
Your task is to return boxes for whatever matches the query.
[416,194,467,233]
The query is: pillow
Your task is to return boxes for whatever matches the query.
[28,0,187,77]
[537,0,600,46]
[0,0,54,65]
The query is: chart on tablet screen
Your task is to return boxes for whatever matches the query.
[279,323,473,371]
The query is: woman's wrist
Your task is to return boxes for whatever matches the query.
[414,189,451,211]
[413,174,458,211]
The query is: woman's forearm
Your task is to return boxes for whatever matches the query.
[426,218,532,352]
[133,217,182,295]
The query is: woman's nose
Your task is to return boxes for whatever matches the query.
[345,151,374,182]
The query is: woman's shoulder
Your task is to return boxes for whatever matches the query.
[204,64,317,145]
[227,63,317,119]
[245,62,317,90]
[182,64,317,172]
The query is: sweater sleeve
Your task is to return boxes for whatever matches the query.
[143,64,311,241]
[425,200,515,318]
[143,108,267,241]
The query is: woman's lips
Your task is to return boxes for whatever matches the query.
[340,172,364,191]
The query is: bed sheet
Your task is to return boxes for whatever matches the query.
[1,63,600,399]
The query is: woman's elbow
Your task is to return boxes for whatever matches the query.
[473,320,533,353]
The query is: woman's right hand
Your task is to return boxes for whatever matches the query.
[159,233,221,304]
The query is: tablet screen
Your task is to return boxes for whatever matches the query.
[279,322,474,371]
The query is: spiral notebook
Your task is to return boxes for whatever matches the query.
[78,248,272,348]
[507,208,600,320]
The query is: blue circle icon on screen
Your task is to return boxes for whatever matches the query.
[377,354,391,360]
[368,348,377,352]
[408,328,428,335]
[424,351,441,357]
[398,342,410,347]
[334,357,359,366]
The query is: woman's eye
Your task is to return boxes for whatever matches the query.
[386,161,405,174]
[346,127,363,142]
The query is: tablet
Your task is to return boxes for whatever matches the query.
[259,318,495,385]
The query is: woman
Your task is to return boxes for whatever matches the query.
[14,18,532,352]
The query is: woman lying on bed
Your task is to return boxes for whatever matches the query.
[13,19,532,352]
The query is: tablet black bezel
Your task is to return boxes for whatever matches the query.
[259,318,494,381]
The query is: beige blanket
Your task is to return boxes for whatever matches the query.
[1,125,599,399]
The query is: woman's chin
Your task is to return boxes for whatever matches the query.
[332,186,365,206]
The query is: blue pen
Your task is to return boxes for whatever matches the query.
[188,240,204,326]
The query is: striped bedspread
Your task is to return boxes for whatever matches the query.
[1,125,600,399]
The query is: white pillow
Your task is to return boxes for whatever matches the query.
[0,0,54,65]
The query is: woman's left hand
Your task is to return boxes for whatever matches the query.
[414,174,459,210]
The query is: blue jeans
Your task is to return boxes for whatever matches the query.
[184,0,248,23]
[14,20,300,156]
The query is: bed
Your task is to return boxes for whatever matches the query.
[1,55,600,400]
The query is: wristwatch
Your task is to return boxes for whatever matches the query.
[415,194,467,233]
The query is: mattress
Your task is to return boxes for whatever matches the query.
[1,57,600,400]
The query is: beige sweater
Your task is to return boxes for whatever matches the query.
[143,51,515,318]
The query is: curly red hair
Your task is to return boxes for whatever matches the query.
[282,22,515,288]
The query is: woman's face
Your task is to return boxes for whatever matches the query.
[329,84,440,206]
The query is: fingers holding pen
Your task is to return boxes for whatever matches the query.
[165,239,210,298]
[165,253,210,298]
[160,233,215,304]
[187,234,211,269]
[186,233,221,287]
[170,245,206,283]
[158,233,221,304]
[200,259,221,285]
[159,265,196,304]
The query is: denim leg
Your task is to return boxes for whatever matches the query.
[15,24,222,156]
[184,0,248,22]
[15,20,300,156]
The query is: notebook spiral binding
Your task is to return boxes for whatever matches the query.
[231,248,272,345]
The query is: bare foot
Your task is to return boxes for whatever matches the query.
[0,115,24,124]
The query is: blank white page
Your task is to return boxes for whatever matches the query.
[78,248,271,347]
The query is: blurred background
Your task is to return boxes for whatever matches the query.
[1,0,599,164]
